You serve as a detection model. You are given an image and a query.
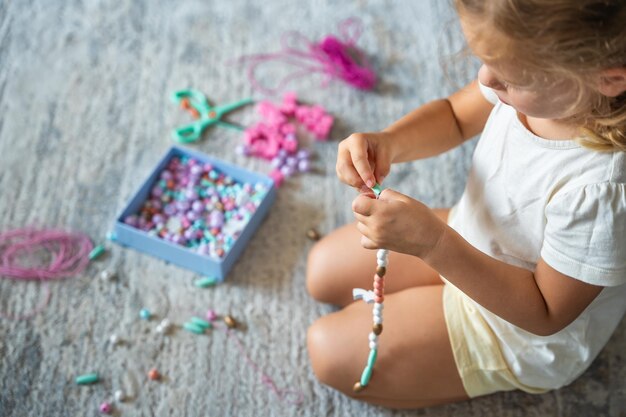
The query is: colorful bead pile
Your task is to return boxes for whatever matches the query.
[123,156,269,260]
[237,92,334,187]
[353,184,387,392]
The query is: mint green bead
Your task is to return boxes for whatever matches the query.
[360,364,373,386]
[183,322,204,334]
[88,245,105,261]
[194,276,218,288]
[367,348,378,368]
[75,373,99,385]
[371,183,383,197]
[191,316,212,329]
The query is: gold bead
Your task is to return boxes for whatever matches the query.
[224,315,237,329]
[376,266,386,277]
[373,323,383,335]
[306,228,321,241]
[353,381,365,392]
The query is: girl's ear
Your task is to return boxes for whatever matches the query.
[597,68,626,97]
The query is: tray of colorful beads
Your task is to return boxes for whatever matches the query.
[113,146,276,281]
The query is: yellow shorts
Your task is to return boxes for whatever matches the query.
[442,206,548,398]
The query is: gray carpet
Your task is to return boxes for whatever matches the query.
[0,1,623,416]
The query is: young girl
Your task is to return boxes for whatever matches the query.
[306,0,626,409]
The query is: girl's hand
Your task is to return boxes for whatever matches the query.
[336,132,394,190]
[352,189,447,259]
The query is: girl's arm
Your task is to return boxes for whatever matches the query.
[384,80,494,162]
[353,191,603,336]
[426,226,603,336]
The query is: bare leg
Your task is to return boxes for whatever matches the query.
[307,285,469,409]
[307,208,451,306]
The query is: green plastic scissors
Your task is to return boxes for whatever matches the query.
[170,89,254,143]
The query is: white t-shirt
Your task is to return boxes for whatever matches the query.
[448,83,626,389]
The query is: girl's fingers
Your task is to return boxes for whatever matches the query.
[373,146,390,185]
[360,234,377,250]
[350,140,376,188]
[352,194,376,216]
[353,212,370,224]
[337,150,366,188]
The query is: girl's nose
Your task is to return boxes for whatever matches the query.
[478,65,506,91]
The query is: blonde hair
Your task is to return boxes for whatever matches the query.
[454,0,626,151]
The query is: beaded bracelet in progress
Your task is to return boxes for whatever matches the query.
[352,184,387,392]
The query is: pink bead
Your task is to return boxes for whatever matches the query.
[374,281,383,291]
[269,169,284,187]
[374,295,384,303]
[374,288,383,297]
[374,274,383,282]
[99,402,112,414]
[206,309,218,321]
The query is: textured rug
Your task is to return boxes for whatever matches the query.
[0,1,623,416]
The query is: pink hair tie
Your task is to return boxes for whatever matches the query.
[238,18,377,95]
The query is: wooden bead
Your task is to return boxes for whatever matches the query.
[353,381,365,392]
[306,228,321,241]
[373,323,383,335]
[224,315,237,329]
[376,266,386,277]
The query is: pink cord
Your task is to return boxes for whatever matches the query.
[237,18,377,95]
[221,326,305,406]
[0,228,93,319]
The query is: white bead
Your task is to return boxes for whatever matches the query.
[114,390,125,402]
[156,318,171,334]
[377,259,388,267]
[368,332,377,342]
[373,316,383,324]
[374,303,384,312]
[109,334,119,345]
[369,340,378,349]
[100,270,116,281]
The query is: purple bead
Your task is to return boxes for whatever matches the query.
[184,229,196,240]
[209,211,225,228]
[160,170,173,180]
[151,186,163,197]
[190,165,203,176]
[298,159,311,172]
[176,201,190,212]
[285,156,298,167]
[124,215,139,227]
[150,199,162,210]
[270,157,284,169]
[186,210,199,221]
[280,165,295,177]
[152,214,165,224]
[164,204,177,216]
[185,189,198,200]
[171,234,184,245]
[191,200,204,213]
[296,149,310,160]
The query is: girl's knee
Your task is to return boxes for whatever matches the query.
[306,317,348,390]
[306,240,337,303]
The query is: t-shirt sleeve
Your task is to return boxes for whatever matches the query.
[478,81,499,105]
[541,182,626,286]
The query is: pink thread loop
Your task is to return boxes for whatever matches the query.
[238,18,377,95]
[0,228,93,280]
[0,228,93,320]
